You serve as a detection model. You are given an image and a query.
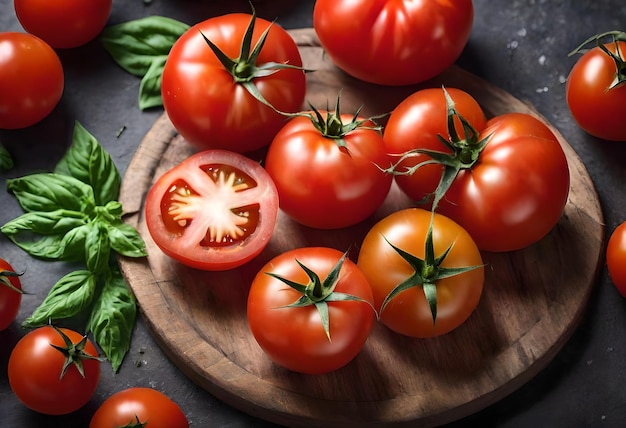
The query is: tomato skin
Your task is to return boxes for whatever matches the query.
[0,258,22,331]
[357,208,484,337]
[247,247,375,374]
[14,0,112,49]
[566,41,626,141]
[0,32,64,129]
[265,113,393,229]
[383,87,487,203]
[161,13,306,153]
[90,387,189,428]
[607,221,626,297]
[145,150,279,271]
[8,326,100,415]
[313,0,474,85]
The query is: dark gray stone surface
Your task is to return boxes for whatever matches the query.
[1,1,626,426]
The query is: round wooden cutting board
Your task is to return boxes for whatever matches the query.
[117,28,605,427]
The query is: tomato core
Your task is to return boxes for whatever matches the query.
[160,163,260,248]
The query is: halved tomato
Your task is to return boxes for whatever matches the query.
[144,150,279,271]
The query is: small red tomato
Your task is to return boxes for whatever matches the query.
[90,387,189,428]
[8,325,101,415]
[607,221,626,297]
[0,32,64,129]
[0,258,23,331]
[566,34,626,141]
[14,0,112,49]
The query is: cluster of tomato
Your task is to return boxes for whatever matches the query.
[2,0,626,419]
[139,1,619,376]
[0,257,189,426]
[1,1,191,426]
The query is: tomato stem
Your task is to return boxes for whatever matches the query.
[1,269,24,294]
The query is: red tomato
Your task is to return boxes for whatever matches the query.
[0,32,64,129]
[383,87,487,203]
[0,258,23,331]
[607,221,626,297]
[264,110,393,229]
[161,12,306,153]
[384,87,570,252]
[247,247,375,374]
[566,38,626,141]
[357,208,484,337]
[313,0,474,85]
[145,150,279,271]
[8,325,101,415]
[90,387,189,428]
[14,0,112,49]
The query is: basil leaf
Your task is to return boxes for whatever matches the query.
[6,173,95,214]
[23,270,97,327]
[85,222,111,274]
[1,210,88,259]
[1,209,87,236]
[139,56,167,110]
[101,16,189,77]
[108,223,147,258]
[59,223,92,261]
[55,121,121,205]
[87,265,136,372]
[0,143,13,170]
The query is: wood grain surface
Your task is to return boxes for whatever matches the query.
[117,28,605,427]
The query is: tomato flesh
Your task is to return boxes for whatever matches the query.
[145,150,279,271]
[160,164,261,247]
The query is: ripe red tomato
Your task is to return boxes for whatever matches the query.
[384,87,570,252]
[566,37,626,141]
[90,387,189,428]
[357,208,484,337]
[383,87,487,203]
[145,150,279,271]
[313,0,474,85]
[161,12,306,153]
[247,247,376,374]
[0,258,23,331]
[8,325,101,415]
[264,110,393,229]
[607,221,626,297]
[0,32,64,129]
[14,0,112,49]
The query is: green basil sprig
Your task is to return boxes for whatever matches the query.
[101,16,190,110]
[1,121,147,371]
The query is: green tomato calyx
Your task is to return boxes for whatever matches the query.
[49,324,103,380]
[199,2,309,112]
[265,251,376,341]
[380,215,484,327]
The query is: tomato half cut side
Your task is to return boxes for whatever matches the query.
[144,150,279,271]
